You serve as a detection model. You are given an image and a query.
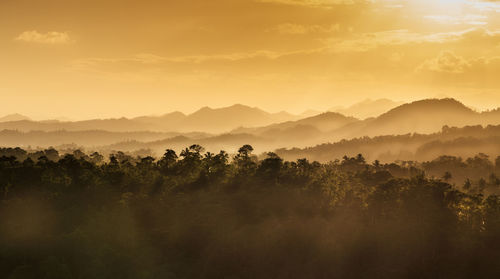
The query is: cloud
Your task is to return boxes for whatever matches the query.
[416,51,471,73]
[416,50,500,88]
[328,27,500,52]
[328,30,461,52]
[269,23,341,34]
[469,0,500,12]
[15,31,73,44]
[71,50,300,74]
[424,14,488,25]
[257,0,358,7]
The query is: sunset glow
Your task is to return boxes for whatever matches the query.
[1,0,500,119]
[4,2,500,277]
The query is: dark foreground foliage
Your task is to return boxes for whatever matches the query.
[1,145,500,278]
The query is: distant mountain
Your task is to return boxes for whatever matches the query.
[0,105,302,133]
[3,99,500,153]
[132,111,186,124]
[0,114,31,122]
[300,110,322,118]
[332,98,480,138]
[232,112,359,147]
[101,132,273,155]
[331,99,403,119]
[0,130,210,148]
[0,118,158,133]
[235,98,500,145]
[131,111,187,131]
[234,112,358,134]
[178,104,300,133]
[276,124,500,163]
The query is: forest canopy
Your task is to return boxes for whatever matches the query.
[1,145,500,278]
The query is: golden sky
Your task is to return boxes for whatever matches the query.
[1,0,500,119]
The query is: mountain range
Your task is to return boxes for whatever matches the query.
[330,99,403,119]
[230,98,500,144]
[0,105,302,133]
[3,98,500,158]
[0,114,31,123]
[275,124,500,163]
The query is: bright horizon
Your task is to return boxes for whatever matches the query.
[2,0,500,119]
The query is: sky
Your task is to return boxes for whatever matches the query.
[1,0,500,120]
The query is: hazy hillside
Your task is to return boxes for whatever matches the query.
[0,130,210,148]
[0,105,303,133]
[233,98,499,143]
[364,98,477,134]
[131,111,187,129]
[177,104,300,133]
[233,112,358,137]
[0,114,31,122]
[3,99,500,156]
[325,98,497,140]
[276,124,500,163]
[106,133,271,154]
[330,99,403,119]
[0,119,154,133]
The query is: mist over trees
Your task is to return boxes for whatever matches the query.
[276,124,500,163]
[5,0,500,275]
[4,98,500,278]
[2,145,500,278]
[5,123,500,166]
[5,99,500,161]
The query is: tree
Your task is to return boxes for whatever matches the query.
[443,171,452,182]
[236,145,254,158]
[464,179,472,191]
[234,145,257,175]
[89,152,104,164]
[158,149,178,173]
[257,152,283,183]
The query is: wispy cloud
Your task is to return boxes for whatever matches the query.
[424,14,488,25]
[468,0,500,12]
[269,23,341,34]
[15,31,73,44]
[73,49,324,69]
[328,28,500,52]
[416,50,500,88]
[257,0,357,7]
[416,51,471,74]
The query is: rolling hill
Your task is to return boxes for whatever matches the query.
[0,105,304,133]
[276,124,500,163]
[329,98,481,139]
[3,98,500,157]
[0,114,31,122]
[234,112,359,134]
[330,99,403,119]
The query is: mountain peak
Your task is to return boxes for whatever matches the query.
[330,98,403,119]
[228,104,251,109]
[161,111,186,117]
[353,98,480,136]
[197,106,214,112]
[0,113,31,122]
[381,98,474,117]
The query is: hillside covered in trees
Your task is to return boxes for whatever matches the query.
[276,124,500,163]
[2,145,500,278]
[5,99,500,159]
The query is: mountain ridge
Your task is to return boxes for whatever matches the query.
[0,104,306,133]
[0,114,31,122]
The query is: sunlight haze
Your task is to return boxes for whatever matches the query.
[2,0,500,119]
[5,2,500,278]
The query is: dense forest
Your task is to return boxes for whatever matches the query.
[1,145,500,278]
